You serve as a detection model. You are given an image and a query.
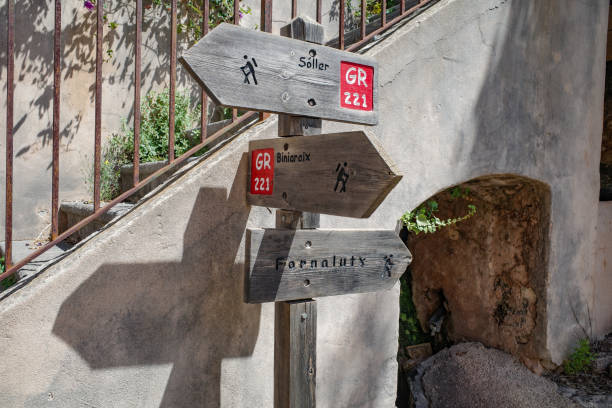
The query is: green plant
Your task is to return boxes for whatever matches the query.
[132,88,202,161]
[0,257,17,291]
[563,338,594,374]
[348,0,401,20]
[400,187,476,234]
[399,268,431,347]
[85,88,202,201]
[85,0,252,51]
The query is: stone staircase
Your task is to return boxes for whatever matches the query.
[57,117,252,245]
[0,116,256,293]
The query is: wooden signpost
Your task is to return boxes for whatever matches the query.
[181,16,409,408]
[248,131,402,218]
[245,229,412,303]
[179,22,378,125]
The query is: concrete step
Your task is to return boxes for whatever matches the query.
[119,119,233,203]
[59,201,135,244]
[59,116,257,244]
[0,240,73,297]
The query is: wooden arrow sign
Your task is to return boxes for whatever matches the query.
[247,131,401,218]
[245,229,412,303]
[180,22,378,125]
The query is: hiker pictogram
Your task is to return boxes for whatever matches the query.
[180,23,378,124]
[334,162,349,193]
[384,254,394,277]
[241,55,258,85]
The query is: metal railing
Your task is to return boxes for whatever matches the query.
[1,0,434,282]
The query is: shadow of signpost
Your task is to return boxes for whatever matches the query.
[52,157,261,407]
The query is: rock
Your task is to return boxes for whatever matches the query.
[522,355,545,375]
[409,342,578,408]
[541,358,559,371]
[406,343,433,360]
[592,355,612,374]
[401,358,424,372]
[428,306,446,336]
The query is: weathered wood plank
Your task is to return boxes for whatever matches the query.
[275,300,317,408]
[274,18,321,408]
[245,229,412,303]
[247,131,402,218]
[179,20,378,125]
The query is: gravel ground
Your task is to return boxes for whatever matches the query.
[411,342,578,408]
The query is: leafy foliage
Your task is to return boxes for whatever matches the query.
[563,338,594,374]
[347,0,401,19]
[0,257,17,291]
[399,268,431,346]
[85,0,252,55]
[148,0,253,42]
[400,187,477,234]
[85,88,202,201]
[131,88,202,161]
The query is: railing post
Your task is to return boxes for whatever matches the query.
[168,0,177,164]
[94,0,103,211]
[51,0,62,239]
[232,0,240,122]
[51,0,62,240]
[339,0,345,50]
[361,0,366,40]
[382,0,387,26]
[201,0,210,141]
[5,0,14,268]
[259,0,273,122]
[134,0,142,186]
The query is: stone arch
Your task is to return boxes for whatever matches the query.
[404,174,551,364]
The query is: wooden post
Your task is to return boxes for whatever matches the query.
[274,16,323,408]
[275,298,317,408]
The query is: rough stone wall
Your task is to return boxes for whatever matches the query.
[407,175,550,363]
[593,201,612,337]
[604,64,612,167]
[601,62,612,199]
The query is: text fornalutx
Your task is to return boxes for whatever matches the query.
[276,255,366,271]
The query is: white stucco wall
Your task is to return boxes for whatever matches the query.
[0,1,203,239]
[0,0,609,406]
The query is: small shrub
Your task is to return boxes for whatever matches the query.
[348,0,401,20]
[0,257,17,290]
[85,88,202,201]
[563,338,594,374]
